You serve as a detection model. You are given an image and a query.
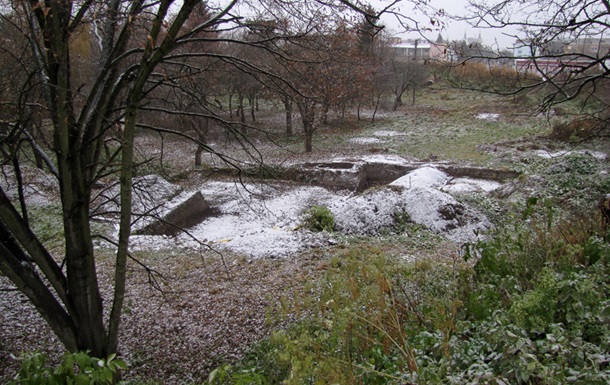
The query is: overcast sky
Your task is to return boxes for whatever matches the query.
[371,0,520,49]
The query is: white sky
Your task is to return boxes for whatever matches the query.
[371,0,521,50]
[207,0,521,50]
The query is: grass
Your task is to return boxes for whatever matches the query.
[261,88,547,165]
[347,100,548,164]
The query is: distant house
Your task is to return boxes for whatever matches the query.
[512,37,608,76]
[512,40,534,58]
[390,39,448,61]
[564,37,610,58]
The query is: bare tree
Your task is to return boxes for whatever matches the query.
[0,0,432,364]
[0,0,239,359]
[388,58,428,110]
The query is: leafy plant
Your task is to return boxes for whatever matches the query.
[10,351,127,385]
[302,205,335,232]
[211,198,610,385]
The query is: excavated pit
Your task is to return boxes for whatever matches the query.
[135,191,218,236]
[146,161,519,237]
[287,161,519,192]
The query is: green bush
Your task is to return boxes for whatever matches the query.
[302,205,334,232]
[10,351,127,385]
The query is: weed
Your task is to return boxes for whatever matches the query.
[302,205,335,232]
[390,210,412,234]
[9,351,127,385]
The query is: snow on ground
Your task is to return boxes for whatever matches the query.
[373,130,407,137]
[129,182,342,258]
[442,178,502,194]
[390,166,449,189]
[337,154,412,166]
[126,165,497,257]
[333,167,492,242]
[535,149,608,160]
[348,137,386,144]
[475,113,500,121]
[93,174,183,222]
[0,166,58,206]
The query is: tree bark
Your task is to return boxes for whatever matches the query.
[297,100,316,153]
[283,96,293,136]
[249,91,256,122]
[195,118,209,166]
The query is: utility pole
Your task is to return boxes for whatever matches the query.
[412,39,418,105]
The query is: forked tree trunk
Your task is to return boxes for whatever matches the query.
[297,100,316,153]
[372,92,382,123]
[0,0,204,367]
[393,94,403,111]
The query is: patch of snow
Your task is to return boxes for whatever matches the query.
[373,130,407,137]
[330,189,401,235]
[21,185,48,206]
[475,113,500,121]
[94,175,183,221]
[331,167,492,243]
[535,149,608,160]
[335,154,411,166]
[348,137,386,144]
[131,183,341,258]
[442,178,501,194]
[0,167,56,206]
[390,166,449,189]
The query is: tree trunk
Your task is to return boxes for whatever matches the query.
[372,93,382,123]
[322,101,330,124]
[297,100,316,153]
[195,118,209,166]
[392,95,403,111]
[283,96,293,136]
[0,0,210,368]
[238,92,245,124]
[305,128,313,153]
[228,93,233,118]
[249,91,256,122]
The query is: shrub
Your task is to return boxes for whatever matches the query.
[302,205,334,232]
[10,351,127,385]
[214,201,610,384]
[550,117,606,141]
